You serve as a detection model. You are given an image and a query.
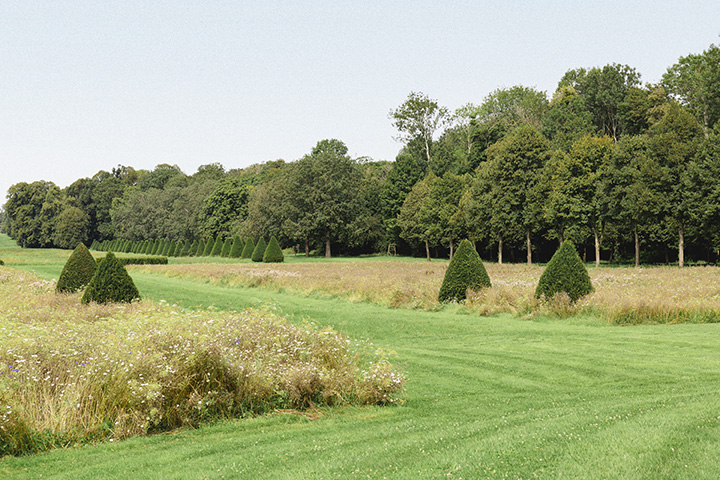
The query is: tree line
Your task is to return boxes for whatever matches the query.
[3,43,720,266]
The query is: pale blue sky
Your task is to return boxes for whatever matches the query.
[2,1,719,202]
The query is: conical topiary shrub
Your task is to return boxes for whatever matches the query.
[251,237,267,262]
[195,239,205,256]
[535,241,593,303]
[81,252,140,304]
[241,238,255,259]
[263,236,284,263]
[220,238,232,257]
[229,236,243,258]
[211,237,224,256]
[56,243,97,293]
[203,237,215,256]
[438,239,491,303]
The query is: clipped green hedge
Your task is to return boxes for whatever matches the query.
[97,256,168,266]
[535,241,593,303]
[438,239,491,303]
[82,252,140,304]
[229,236,243,258]
[251,238,267,262]
[263,236,284,263]
[57,243,97,293]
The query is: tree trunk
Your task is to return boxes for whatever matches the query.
[526,228,532,265]
[593,226,601,268]
[305,238,310,258]
[678,225,685,268]
[633,224,640,268]
[449,236,454,260]
[498,236,503,265]
[325,238,331,258]
[425,238,431,262]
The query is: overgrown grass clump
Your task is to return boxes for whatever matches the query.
[0,269,405,456]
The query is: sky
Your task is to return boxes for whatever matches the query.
[2,0,719,204]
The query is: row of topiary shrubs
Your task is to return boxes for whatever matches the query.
[57,243,140,303]
[439,240,593,304]
[91,236,284,262]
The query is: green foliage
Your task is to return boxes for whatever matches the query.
[438,239,491,302]
[251,237,267,262]
[202,237,215,256]
[56,243,97,293]
[241,238,255,258]
[211,237,224,256]
[188,240,199,257]
[263,236,284,263]
[81,252,140,304]
[195,239,205,256]
[114,256,168,266]
[535,241,593,302]
[0,259,4,266]
[229,236,243,258]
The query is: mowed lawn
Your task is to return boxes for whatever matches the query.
[2,237,720,479]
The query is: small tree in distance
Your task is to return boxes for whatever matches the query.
[251,237,267,262]
[263,236,284,263]
[535,241,594,303]
[438,239,491,303]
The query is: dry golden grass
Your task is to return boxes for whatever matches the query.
[132,261,720,324]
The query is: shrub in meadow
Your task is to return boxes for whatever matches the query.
[81,252,140,304]
[220,238,232,257]
[229,236,243,258]
[438,239,491,303]
[187,240,198,257]
[56,243,97,293]
[241,238,255,258]
[203,237,215,256]
[535,240,593,303]
[193,239,203,256]
[0,259,4,266]
[211,237,224,256]
[251,237,267,262]
[263,236,284,263]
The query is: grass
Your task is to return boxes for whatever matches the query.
[2,235,720,478]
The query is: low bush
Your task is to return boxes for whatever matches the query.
[56,243,97,293]
[535,241,593,303]
[252,237,267,262]
[263,236,284,263]
[82,252,141,304]
[229,236,243,258]
[438,239,491,302]
[0,270,405,456]
[241,238,255,259]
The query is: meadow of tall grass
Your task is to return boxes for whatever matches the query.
[0,267,404,456]
[132,261,720,324]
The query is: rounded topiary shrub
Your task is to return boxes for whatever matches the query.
[263,236,284,263]
[56,243,97,293]
[535,241,593,303]
[241,238,255,259]
[251,237,267,262]
[229,236,243,258]
[438,239,491,303]
[81,252,140,304]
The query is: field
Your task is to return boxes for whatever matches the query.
[2,236,720,478]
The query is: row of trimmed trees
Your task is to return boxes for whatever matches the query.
[91,236,284,262]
